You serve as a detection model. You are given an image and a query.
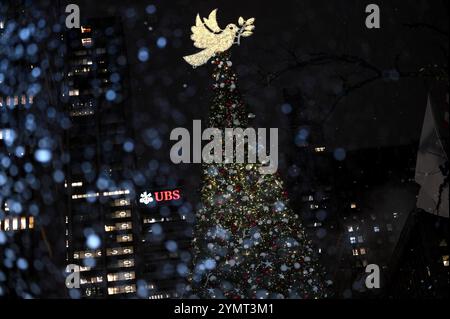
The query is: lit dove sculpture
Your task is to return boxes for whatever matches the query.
[183,9,255,67]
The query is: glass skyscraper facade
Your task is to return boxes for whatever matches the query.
[63,17,139,298]
[62,17,190,299]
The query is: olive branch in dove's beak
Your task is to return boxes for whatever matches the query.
[235,17,255,45]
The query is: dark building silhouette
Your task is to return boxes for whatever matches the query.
[330,145,419,298]
[384,209,449,298]
[282,88,422,298]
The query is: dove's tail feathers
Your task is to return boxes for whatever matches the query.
[183,48,215,67]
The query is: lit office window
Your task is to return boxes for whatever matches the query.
[350,203,357,209]
[347,226,354,232]
[80,276,103,285]
[117,234,133,243]
[373,226,380,232]
[81,38,92,46]
[81,26,91,33]
[352,249,359,256]
[350,236,356,244]
[109,258,135,269]
[314,147,326,152]
[12,218,19,230]
[105,225,116,232]
[124,285,136,293]
[103,189,130,197]
[75,67,91,74]
[20,217,27,230]
[72,192,100,199]
[150,292,171,299]
[29,216,34,229]
[107,287,118,295]
[111,210,131,219]
[106,246,133,256]
[360,248,366,255]
[0,20,4,29]
[443,255,449,267]
[107,284,136,295]
[119,259,135,268]
[107,271,135,282]
[143,218,158,224]
[70,109,95,117]
[69,89,79,96]
[117,222,132,230]
[82,58,93,65]
[112,198,130,207]
[393,212,398,219]
[73,250,102,259]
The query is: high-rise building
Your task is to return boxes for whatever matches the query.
[62,16,192,299]
[62,17,139,298]
[282,88,421,297]
[330,145,419,297]
[137,187,191,299]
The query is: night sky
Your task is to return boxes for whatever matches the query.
[59,0,448,197]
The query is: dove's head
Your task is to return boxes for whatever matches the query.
[225,23,239,35]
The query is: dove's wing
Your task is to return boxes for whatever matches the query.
[203,9,222,33]
[190,11,222,49]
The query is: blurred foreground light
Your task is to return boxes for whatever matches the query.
[34,149,52,163]
[86,234,101,249]
[138,47,149,62]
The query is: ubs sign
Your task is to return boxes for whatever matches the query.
[139,189,181,205]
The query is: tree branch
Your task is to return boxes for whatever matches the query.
[403,23,449,37]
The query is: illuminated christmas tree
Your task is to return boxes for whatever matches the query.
[184,10,327,299]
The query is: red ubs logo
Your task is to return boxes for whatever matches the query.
[139,189,181,205]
